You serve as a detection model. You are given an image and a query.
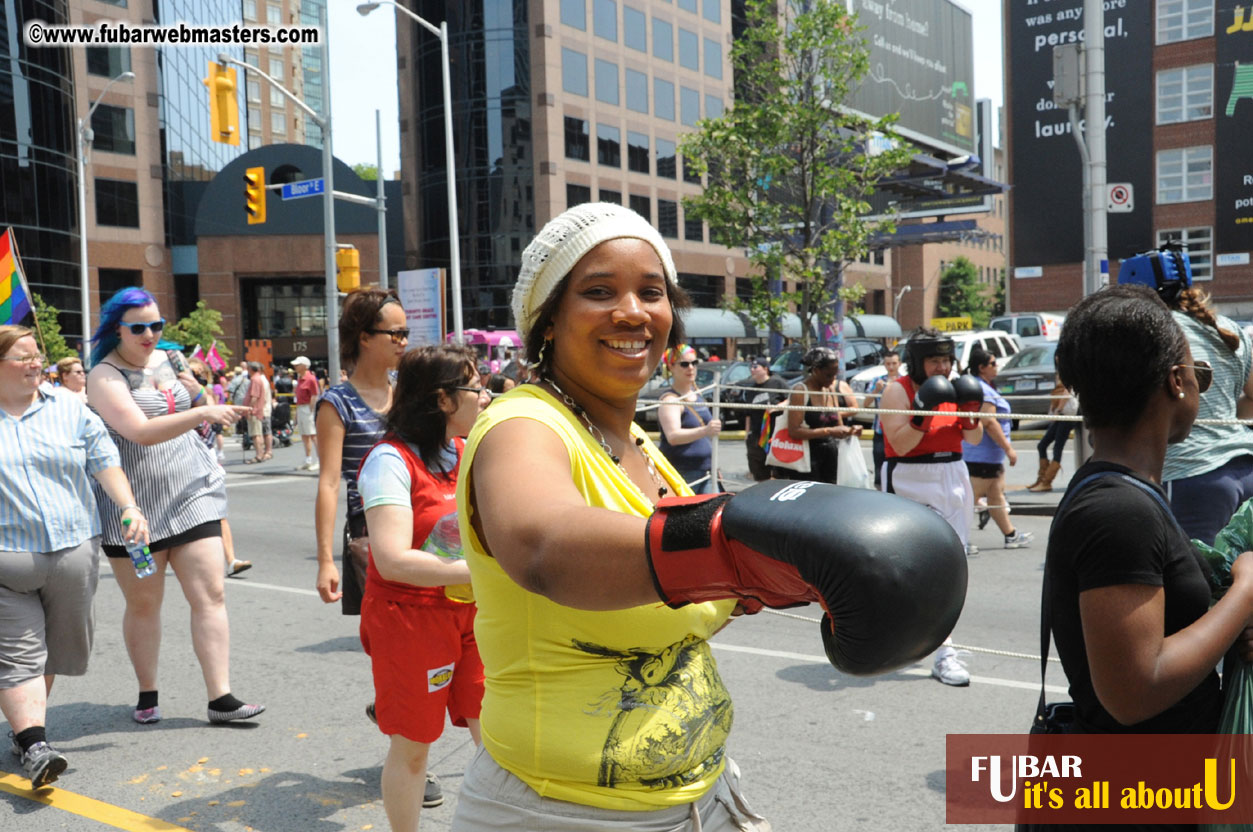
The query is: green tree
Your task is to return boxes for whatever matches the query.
[937,256,992,328]
[681,0,914,347]
[352,163,379,181]
[30,292,76,362]
[164,300,233,363]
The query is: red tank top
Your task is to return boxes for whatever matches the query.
[882,376,962,459]
[363,436,467,606]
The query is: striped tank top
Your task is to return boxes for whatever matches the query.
[90,360,227,546]
[317,382,388,517]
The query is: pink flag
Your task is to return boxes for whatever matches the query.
[205,342,226,371]
[190,344,205,361]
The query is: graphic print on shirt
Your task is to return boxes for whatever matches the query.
[572,633,733,790]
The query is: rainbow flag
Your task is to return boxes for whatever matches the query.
[0,229,32,326]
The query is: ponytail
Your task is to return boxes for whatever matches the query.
[1175,288,1239,353]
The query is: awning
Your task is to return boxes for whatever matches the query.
[845,314,903,339]
[678,308,756,339]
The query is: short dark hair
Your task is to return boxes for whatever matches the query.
[966,347,993,375]
[1055,284,1186,430]
[802,346,839,370]
[339,288,402,368]
[384,344,478,476]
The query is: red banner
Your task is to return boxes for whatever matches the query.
[947,734,1253,824]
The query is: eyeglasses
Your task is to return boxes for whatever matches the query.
[123,319,165,336]
[676,360,698,368]
[1175,361,1213,394]
[455,385,491,397]
[0,353,45,365]
[367,328,409,344]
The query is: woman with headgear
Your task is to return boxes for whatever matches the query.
[656,343,721,494]
[769,345,860,484]
[1018,284,1253,832]
[1118,250,1253,545]
[452,203,968,830]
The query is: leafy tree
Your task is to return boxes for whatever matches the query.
[352,163,379,181]
[681,0,913,347]
[164,300,233,363]
[937,256,992,328]
[30,292,76,362]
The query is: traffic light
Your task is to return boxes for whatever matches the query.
[336,246,360,293]
[244,166,266,225]
[204,61,240,146]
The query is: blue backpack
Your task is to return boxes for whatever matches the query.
[1117,248,1192,304]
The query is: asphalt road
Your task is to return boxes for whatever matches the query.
[0,436,1070,831]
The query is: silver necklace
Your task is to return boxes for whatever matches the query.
[544,377,669,500]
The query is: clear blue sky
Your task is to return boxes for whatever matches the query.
[328,0,1005,174]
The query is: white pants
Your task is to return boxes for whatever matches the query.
[881,459,973,547]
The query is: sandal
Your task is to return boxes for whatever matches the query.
[244,457,263,465]
[261,453,273,461]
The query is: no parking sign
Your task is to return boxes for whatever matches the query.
[1107,183,1134,213]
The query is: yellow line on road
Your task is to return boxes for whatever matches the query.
[0,773,192,831]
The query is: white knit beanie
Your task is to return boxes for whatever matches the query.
[511,202,677,345]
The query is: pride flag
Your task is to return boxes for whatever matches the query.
[0,229,32,327]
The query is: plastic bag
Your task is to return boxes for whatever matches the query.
[835,436,872,489]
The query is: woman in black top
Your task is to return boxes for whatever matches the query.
[1025,285,1253,831]
[771,347,860,483]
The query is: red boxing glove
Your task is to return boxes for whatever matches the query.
[953,374,984,431]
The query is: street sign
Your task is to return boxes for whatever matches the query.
[1107,182,1134,213]
[281,178,325,201]
[930,316,973,332]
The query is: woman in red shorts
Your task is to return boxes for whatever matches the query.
[357,344,489,832]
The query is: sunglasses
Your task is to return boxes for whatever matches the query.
[1176,361,1212,394]
[676,360,698,368]
[367,328,409,345]
[123,319,165,336]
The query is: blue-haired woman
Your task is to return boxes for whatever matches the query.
[86,288,264,725]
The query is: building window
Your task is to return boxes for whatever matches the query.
[705,94,724,118]
[567,183,592,208]
[702,0,721,23]
[680,86,700,126]
[86,47,130,77]
[565,116,591,161]
[703,38,722,80]
[563,48,589,96]
[656,138,677,178]
[653,18,673,61]
[249,134,263,150]
[268,56,284,81]
[247,79,261,103]
[679,28,699,71]
[1157,0,1214,44]
[244,281,328,338]
[270,86,285,107]
[594,0,617,42]
[266,1,281,23]
[1157,227,1213,280]
[629,193,651,222]
[248,106,262,132]
[600,189,622,204]
[243,0,257,18]
[595,59,619,105]
[598,123,622,167]
[683,156,701,184]
[271,110,286,136]
[1156,65,1213,124]
[95,179,139,228]
[655,78,675,120]
[1157,146,1212,203]
[625,69,649,114]
[678,0,697,12]
[684,213,703,242]
[627,131,650,173]
[658,200,678,238]
[624,6,647,52]
[561,0,586,30]
[90,105,135,155]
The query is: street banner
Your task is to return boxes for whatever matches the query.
[396,268,445,348]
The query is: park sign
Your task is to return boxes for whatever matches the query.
[930,316,972,332]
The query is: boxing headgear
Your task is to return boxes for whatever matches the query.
[905,335,955,384]
[1117,248,1192,306]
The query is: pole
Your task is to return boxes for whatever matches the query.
[710,365,721,491]
[440,21,463,341]
[376,109,388,290]
[76,120,91,367]
[321,12,340,384]
[1084,0,1107,295]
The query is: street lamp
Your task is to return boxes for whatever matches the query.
[357,1,464,340]
[892,284,912,320]
[77,70,135,367]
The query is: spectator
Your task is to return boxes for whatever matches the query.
[0,325,147,788]
[291,356,320,471]
[189,358,250,576]
[865,351,903,488]
[657,344,721,493]
[357,345,488,832]
[485,373,515,396]
[961,348,1032,549]
[243,362,273,464]
[315,367,329,395]
[742,357,788,482]
[771,346,860,484]
[1025,373,1075,492]
[85,287,262,725]
[55,356,87,403]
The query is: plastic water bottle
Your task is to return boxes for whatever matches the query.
[422,512,473,603]
[122,518,156,578]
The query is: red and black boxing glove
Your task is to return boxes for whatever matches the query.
[645,480,968,676]
[910,375,956,432]
[953,374,985,431]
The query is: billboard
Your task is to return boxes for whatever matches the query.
[1216,2,1253,253]
[1007,0,1153,267]
[396,268,445,347]
[848,0,976,155]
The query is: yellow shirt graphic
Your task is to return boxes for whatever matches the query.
[457,385,736,811]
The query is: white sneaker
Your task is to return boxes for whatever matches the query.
[1004,530,1033,549]
[965,543,979,557]
[932,649,971,687]
[307,462,319,473]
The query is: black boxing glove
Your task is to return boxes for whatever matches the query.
[645,480,968,675]
[910,375,956,432]
[953,374,985,431]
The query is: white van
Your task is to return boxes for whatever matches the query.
[989,313,1065,347]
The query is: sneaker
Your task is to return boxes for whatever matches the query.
[365,702,377,724]
[133,706,161,724]
[931,650,971,687]
[424,772,444,808]
[207,703,266,724]
[306,462,319,473]
[965,543,979,557]
[1004,530,1034,549]
[976,507,990,531]
[21,742,68,789]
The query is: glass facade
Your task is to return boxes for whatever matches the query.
[241,279,328,338]
[409,1,532,329]
[0,0,83,340]
[300,0,325,146]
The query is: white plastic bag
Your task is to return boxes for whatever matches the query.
[835,436,872,489]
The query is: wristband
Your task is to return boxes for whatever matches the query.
[193,388,205,404]
[119,504,141,514]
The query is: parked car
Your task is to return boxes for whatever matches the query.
[989,312,1065,347]
[995,342,1059,429]
[635,360,753,431]
[768,338,891,383]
